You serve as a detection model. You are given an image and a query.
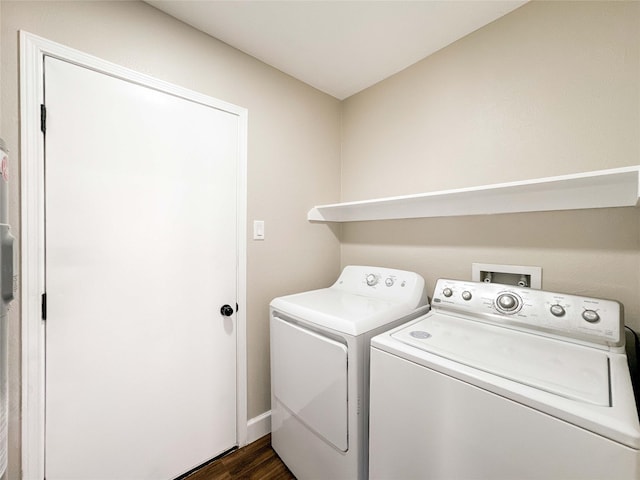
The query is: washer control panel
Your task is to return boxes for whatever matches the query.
[431,278,623,348]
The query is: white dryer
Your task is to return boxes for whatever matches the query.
[369,278,640,479]
[270,266,429,479]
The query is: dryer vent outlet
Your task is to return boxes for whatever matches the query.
[471,263,542,289]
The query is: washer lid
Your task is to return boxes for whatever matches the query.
[271,288,423,336]
[392,313,611,406]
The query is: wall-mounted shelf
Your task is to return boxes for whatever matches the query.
[308,166,640,222]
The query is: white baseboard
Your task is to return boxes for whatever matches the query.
[246,410,271,445]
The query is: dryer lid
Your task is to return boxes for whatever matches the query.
[392,313,611,406]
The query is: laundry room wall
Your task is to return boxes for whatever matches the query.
[340,2,640,328]
[1,1,341,477]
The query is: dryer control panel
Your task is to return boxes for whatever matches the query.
[331,266,429,309]
[432,278,623,349]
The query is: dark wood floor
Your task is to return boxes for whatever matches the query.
[185,434,296,480]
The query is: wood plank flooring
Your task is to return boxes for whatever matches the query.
[184,434,296,480]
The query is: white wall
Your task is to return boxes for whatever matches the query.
[1,1,341,477]
[341,1,640,328]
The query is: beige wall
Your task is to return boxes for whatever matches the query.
[342,1,639,198]
[1,1,341,477]
[341,1,640,328]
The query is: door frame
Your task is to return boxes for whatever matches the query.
[20,31,248,480]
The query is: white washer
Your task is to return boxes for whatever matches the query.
[270,266,429,479]
[369,278,640,480]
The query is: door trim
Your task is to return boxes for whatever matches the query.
[20,31,248,480]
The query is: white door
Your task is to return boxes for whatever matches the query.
[44,56,239,480]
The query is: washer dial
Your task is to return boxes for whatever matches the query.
[550,304,566,317]
[495,292,522,314]
[366,274,378,286]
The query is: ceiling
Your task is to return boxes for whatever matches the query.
[146,1,528,100]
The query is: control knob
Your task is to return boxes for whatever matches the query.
[442,287,453,298]
[550,304,566,317]
[582,309,600,323]
[461,291,472,301]
[385,277,394,287]
[496,293,520,313]
[366,274,378,287]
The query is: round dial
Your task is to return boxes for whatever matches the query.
[366,274,378,286]
[582,309,600,323]
[550,304,566,317]
[385,277,394,287]
[495,292,521,314]
[461,291,472,301]
[442,287,453,298]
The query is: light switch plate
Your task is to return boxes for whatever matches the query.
[253,220,265,240]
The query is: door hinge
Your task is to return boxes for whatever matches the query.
[40,104,47,134]
[41,292,47,320]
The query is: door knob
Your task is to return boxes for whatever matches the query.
[220,304,234,317]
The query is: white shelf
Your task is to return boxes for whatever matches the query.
[308,166,640,222]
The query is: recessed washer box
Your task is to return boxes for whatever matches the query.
[472,263,542,289]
